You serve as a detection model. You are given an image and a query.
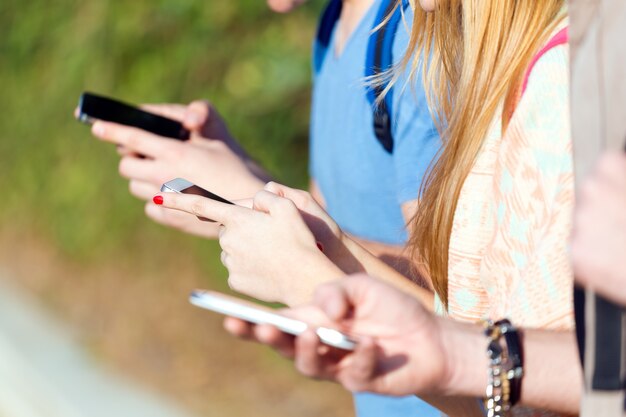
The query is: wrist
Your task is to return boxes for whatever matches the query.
[244,158,273,184]
[282,248,345,306]
[439,318,488,398]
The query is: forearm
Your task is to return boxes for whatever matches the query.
[436,319,581,415]
[244,158,273,186]
[225,161,271,199]
[307,180,432,306]
[341,235,434,309]
[282,251,347,307]
[517,328,581,413]
[348,234,433,290]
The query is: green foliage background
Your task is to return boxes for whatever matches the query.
[0,0,320,271]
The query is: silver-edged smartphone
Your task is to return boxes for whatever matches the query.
[160,178,233,205]
[190,290,358,351]
[77,92,190,141]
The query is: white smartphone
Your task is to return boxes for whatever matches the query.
[189,290,358,351]
[160,178,233,205]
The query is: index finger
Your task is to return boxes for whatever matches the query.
[92,121,176,158]
[153,192,252,226]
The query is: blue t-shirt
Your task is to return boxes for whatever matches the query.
[310,2,440,417]
[310,1,439,246]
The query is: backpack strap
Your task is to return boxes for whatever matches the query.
[313,0,342,75]
[365,0,410,153]
[521,26,569,95]
[314,0,409,154]
[504,26,568,126]
[579,290,626,417]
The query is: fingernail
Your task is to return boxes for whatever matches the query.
[153,195,164,205]
[92,123,105,137]
[316,242,324,252]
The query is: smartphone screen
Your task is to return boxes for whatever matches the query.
[161,178,233,206]
[78,92,190,140]
[179,184,234,206]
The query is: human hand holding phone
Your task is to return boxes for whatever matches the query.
[190,290,357,350]
[153,183,345,306]
[160,178,236,222]
[77,92,191,140]
[76,93,270,238]
[223,274,452,397]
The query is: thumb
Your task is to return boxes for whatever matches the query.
[313,282,353,323]
[233,198,254,209]
[314,274,378,323]
[252,190,298,216]
[183,100,211,131]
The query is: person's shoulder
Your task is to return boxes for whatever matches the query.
[524,19,570,93]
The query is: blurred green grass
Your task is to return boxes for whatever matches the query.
[0,0,320,273]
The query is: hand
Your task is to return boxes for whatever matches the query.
[153,187,345,305]
[572,151,626,304]
[263,182,364,275]
[224,274,450,396]
[89,100,268,237]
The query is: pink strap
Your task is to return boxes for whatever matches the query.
[521,27,569,94]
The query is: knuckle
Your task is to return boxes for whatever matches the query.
[128,180,139,195]
[253,189,267,202]
[296,189,310,199]
[219,234,234,252]
[295,360,311,376]
[190,199,206,217]
[189,100,211,118]
[124,131,140,149]
[275,197,297,212]
[340,377,363,393]
[227,275,242,292]
[191,99,210,108]
[118,158,131,178]
[150,172,166,187]
[264,181,279,191]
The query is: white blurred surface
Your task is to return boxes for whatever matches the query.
[0,274,195,417]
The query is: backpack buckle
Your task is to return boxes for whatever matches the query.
[373,105,393,153]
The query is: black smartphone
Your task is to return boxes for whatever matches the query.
[77,92,190,140]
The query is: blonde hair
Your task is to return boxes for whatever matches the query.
[401,0,565,307]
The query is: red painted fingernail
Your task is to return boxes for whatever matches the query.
[316,242,324,252]
[153,195,164,205]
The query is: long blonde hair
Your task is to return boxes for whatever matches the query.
[401,0,565,307]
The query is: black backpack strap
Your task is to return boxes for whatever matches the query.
[579,289,626,416]
[313,0,342,75]
[574,285,587,366]
[590,294,625,391]
[315,0,409,153]
[365,0,409,153]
